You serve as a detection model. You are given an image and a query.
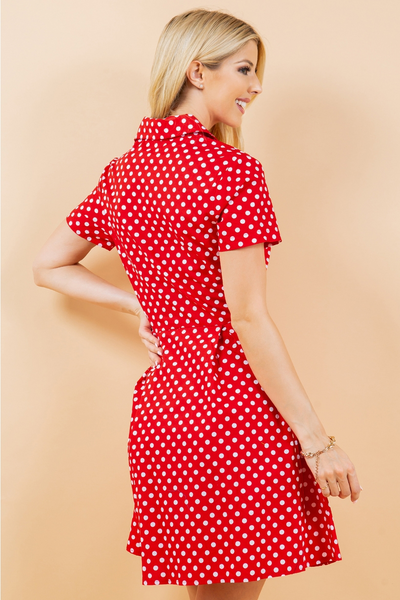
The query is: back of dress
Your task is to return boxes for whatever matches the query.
[66,113,341,587]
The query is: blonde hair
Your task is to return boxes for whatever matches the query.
[148,9,266,150]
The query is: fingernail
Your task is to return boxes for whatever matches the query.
[360,486,363,490]
[352,500,358,503]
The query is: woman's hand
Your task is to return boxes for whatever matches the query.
[303,443,362,503]
[137,309,163,366]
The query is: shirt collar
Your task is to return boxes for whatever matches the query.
[135,113,216,142]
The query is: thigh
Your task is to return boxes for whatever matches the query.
[194,579,266,600]
[186,585,198,600]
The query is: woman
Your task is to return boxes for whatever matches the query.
[33,9,361,600]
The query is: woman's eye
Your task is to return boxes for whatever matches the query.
[238,66,251,75]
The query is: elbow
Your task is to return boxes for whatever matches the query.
[32,259,47,287]
[32,265,43,287]
[230,306,271,331]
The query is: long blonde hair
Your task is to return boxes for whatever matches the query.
[148,9,266,150]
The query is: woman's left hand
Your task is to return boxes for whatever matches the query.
[303,443,362,503]
[137,309,162,365]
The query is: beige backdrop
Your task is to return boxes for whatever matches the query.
[2,1,399,598]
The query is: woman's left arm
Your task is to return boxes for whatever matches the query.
[33,220,162,364]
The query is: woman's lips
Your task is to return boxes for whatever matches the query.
[235,101,245,114]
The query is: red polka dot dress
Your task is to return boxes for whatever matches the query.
[66,114,341,586]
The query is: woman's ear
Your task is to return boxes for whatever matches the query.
[185,60,205,90]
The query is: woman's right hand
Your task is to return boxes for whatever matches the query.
[137,309,163,366]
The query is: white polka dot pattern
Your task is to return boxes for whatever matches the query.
[66,114,341,586]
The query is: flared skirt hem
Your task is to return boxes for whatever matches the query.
[127,547,342,586]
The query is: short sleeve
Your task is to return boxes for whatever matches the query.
[66,160,117,251]
[216,154,282,257]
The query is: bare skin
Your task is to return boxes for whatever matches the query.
[33,39,362,600]
[187,580,266,600]
[170,41,262,130]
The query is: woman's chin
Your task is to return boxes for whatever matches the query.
[218,116,242,129]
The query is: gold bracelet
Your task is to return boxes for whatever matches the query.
[300,436,336,481]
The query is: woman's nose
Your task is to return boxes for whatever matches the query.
[249,75,262,95]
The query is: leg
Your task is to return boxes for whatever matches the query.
[186,585,198,600]
[195,579,266,600]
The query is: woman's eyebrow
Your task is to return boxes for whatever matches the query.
[234,59,254,67]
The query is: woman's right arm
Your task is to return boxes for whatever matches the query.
[219,242,361,502]
[33,220,162,364]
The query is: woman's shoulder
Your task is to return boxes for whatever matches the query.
[203,137,265,184]
[204,135,260,161]
[101,131,265,189]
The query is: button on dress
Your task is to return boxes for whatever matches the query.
[66,114,341,586]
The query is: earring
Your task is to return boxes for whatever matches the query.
[199,84,204,89]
